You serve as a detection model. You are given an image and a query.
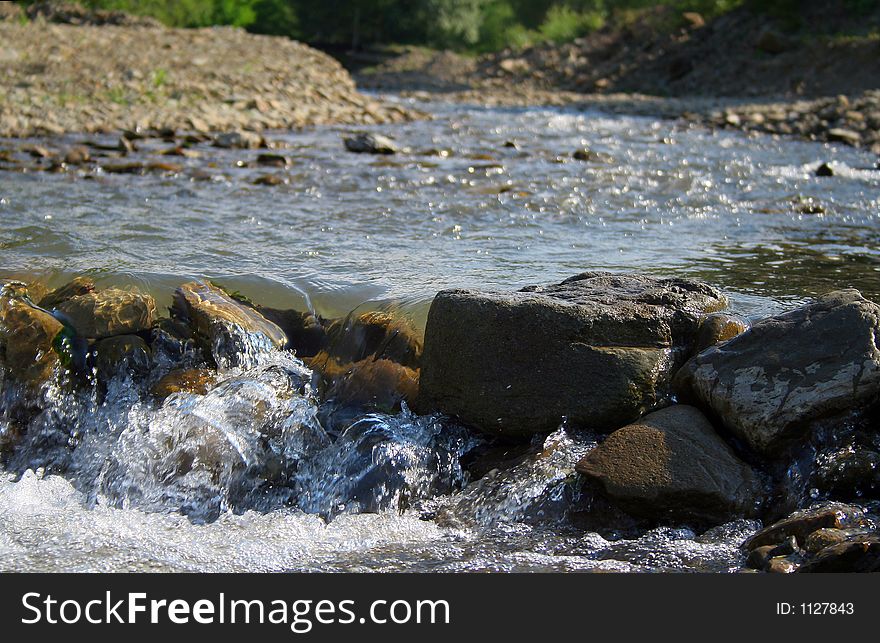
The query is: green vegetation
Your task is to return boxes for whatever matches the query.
[14,0,879,52]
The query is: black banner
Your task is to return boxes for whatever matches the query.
[0,573,873,640]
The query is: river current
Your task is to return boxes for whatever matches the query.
[1,97,878,572]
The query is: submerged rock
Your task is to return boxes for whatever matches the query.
[745,503,867,550]
[674,290,880,455]
[0,286,66,388]
[56,288,156,339]
[690,312,748,356]
[214,130,264,149]
[343,133,398,154]
[417,272,726,437]
[323,310,422,369]
[256,307,326,358]
[150,368,215,400]
[171,281,287,366]
[92,334,151,382]
[39,276,96,309]
[575,405,760,524]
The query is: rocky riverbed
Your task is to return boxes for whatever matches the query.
[0,14,415,138]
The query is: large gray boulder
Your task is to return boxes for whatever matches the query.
[417,272,727,437]
[674,290,880,455]
[575,405,761,524]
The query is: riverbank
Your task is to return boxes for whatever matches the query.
[0,19,415,138]
[355,3,880,154]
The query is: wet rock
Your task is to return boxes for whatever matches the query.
[746,545,776,570]
[150,368,215,400]
[323,310,422,369]
[92,335,150,382]
[674,290,880,455]
[343,133,398,154]
[816,162,835,177]
[797,537,880,573]
[171,281,287,365]
[252,173,284,186]
[745,503,867,550]
[766,556,798,573]
[63,146,91,165]
[256,307,326,358]
[255,153,289,167]
[56,288,156,339]
[814,447,880,500]
[39,277,97,309]
[575,405,760,524]
[320,357,419,413]
[418,272,726,437]
[0,287,66,387]
[827,128,861,146]
[214,130,264,149]
[690,312,748,356]
[804,528,849,553]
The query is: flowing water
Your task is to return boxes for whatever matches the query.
[1,97,878,572]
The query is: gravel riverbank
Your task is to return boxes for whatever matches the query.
[0,20,417,138]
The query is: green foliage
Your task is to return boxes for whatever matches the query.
[537,5,604,42]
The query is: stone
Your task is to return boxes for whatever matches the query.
[214,130,264,149]
[804,528,849,554]
[827,128,861,146]
[256,307,326,358]
[575,405,760,524]
[256,153,289,167]
[745,503,866,550]
[323,310,422,370]
[39,276,95,309]
[690,312,748,356]
[417,272,726,437]
[93,335,150,381]
[797,537,880,573]
[171,281,287,363]
[56,288,156,339]
[0,288,66,387]
[320,357,419,412]
[252,174,284,186]
[343,133,398,154]
[63,146,91,165]
[765,556,798,573]
[814,447,880,499]
[755,29,791,55]
[746,545,776,570]
[674,290,880,455]
[816,162,835,177]
[151,368,215,400]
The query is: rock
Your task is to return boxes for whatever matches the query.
[804,528,849,554]
[343,133,398,154]
[827,128,861,146]
[323,310,422,370]
[674,290,880,455]
[816,162,835,177]
[746,545,776,570]
[214,130,264,149]
[56,288,156,339]
[682,12,705,29]
[320,357,419,412]
[252,173,284,186]
[417,272,726,437]
[63,146,91,165]
[575,405,760,524]
[766,556,798,573]
[0,286,66,387]
[690,312,748,356]
[745,503,866,550]
[171,281,287,364]
[814,447,880,499]
[255,153,289,167]
[92,335,150,381]
[38,277,96,309]
[256,307,326,358]
[150,368,215,400]
[797,537,880,572]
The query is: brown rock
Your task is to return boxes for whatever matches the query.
[151,368,215,400]
[56,288,156,339]
[0,289,65,387]
[745,504,866,550]
[575,405,760,524]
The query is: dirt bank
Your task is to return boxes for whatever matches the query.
[0,18,416,138]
